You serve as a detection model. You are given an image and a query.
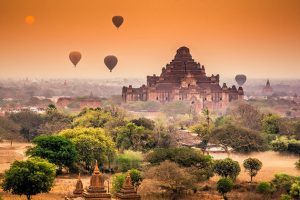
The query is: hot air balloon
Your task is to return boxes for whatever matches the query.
[235,74,247,86]
[112,16,124,29]
[104,55,118,72]
[69,51,82,67]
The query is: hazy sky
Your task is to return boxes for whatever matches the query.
[1,0,300,79]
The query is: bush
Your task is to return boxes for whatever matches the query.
[295,159,300,170]
[256,182,272,194]
[213,158,241,180]
[271,173,300,194]
[290,183,300,198]
[112,173,126,194]
[146,147,214,181]
[217,178,233,200]
[114,150,143,172]
[271,137,300,155]
[129,169,143,187]
[280,194,292,200]
[243,158,263,182]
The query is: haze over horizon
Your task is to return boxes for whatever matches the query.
[1,0,300,79]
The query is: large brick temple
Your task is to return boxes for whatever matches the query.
[122,46,244,111]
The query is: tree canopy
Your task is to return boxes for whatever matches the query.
[2,157,56,200]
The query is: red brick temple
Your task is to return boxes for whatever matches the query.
[122,46,243,111]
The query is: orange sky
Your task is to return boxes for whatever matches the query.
[0,0,300,79]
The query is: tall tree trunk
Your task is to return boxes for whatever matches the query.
[27,194,31,200]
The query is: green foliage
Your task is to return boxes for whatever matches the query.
[59,127,115,170]
[243,158,263,182]
[114,150,143,172]
[112,173,126,194]
[214,116,232,127]
[1,157,56,200]
[262,114,280,134]
[112,169,143,194]
[213,158,241,180]
[217,178,233,200]
[271,173,300,194]
[146,148,214,181]
[289,183,300,198]
[145,160,196,195]
[26,135,77,172]
[210,124,267,153]
[114,122,157,151]
[271,137,300,155]
[280,194,292,200]
[129,169,143,187]
[295,159,300,170]
[130,117,155,130]
[256,182,273,195]
[72,108,113,128]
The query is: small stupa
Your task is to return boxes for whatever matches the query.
[73,173,84,196]
[84,160,111,199]
[116,173,141,200]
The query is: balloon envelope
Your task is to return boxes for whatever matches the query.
[69,51,82,67]
[235,74,247,86]
[104,55,118,72]
[112,16,124,28]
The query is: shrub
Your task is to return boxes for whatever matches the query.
[280,194,292,200]
[295,159,300,170]
[271,173,300,194]
[243,158,263,182]
[256,182,272,194]
[112,173,127,194]
[213,158,241,180]
[129,169,143,187]
[146,147,214,181]
[217,178,233,200]
[289,183,300,198]
[114,150,143,172]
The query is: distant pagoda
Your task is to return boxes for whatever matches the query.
[122,46,243,111]
[262,79,273,96]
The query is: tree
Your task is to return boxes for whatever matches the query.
[227,102,262,130]
[146,148,214,181]
[38,111,72,135]
[114,150,143,172]
[145,160,196,197]
[217,178,233,200]
[213,158,241,180]
[72,108,113,128]
[243,158,263,182]
[26,135,77,173]
[130,117,155,130]
[262,114,280,134]
[0,116,21,142]
[9,111,43,141]
[210,124,267,154]
[59,127,115,171]
[1,157,56,200]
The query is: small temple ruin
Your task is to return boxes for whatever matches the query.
[66,161,141,200]
[122,46,244,111]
